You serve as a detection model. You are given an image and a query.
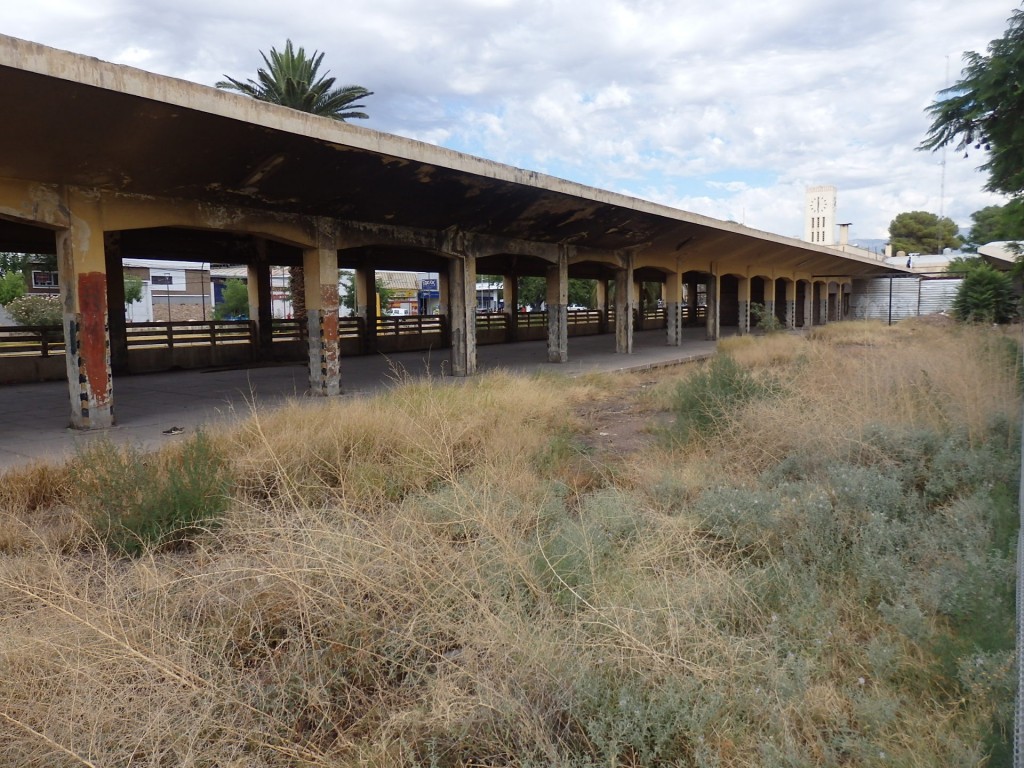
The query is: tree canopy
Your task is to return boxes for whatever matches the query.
[920,9,1024,197]
[964,200,1024,250]
[217,40,372,121]
[888,211,963,255]
[214,278,250,320]
[0,270,25,305]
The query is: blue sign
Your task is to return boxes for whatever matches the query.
[421,278,438,290]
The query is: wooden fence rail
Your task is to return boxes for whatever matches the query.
[0,325,65,357]
[0,309,681,361]
[124,320,254,349]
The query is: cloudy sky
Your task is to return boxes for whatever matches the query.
[4,0,1018,247]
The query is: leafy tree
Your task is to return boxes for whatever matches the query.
[888,211,963,255]
[0,253,30,276]
[951,262,1018,323]
[214,278,250,320]
[124,275,144,306]
[5,294,62,325]
[217,40,372,121]
[340,269,356,314]
[376,280,396,314]
[965,200,1024,250]
[945,255,985,275]
[340,272,395,315]
[515,276,595,310]
[0,270,26,305]
[921,9,1024,197]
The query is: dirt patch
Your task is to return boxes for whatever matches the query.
[577,379,671,459]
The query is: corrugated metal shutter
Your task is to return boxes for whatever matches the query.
[849,276,962,321]
[919,277,961,315]
[849,277,920,321]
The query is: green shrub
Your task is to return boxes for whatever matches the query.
[749,301,784,333]
[5,293,61,325]
[72,432,231,555]
[672,355,776,442]
[951,263,1018,323]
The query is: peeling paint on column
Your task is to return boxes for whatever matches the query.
[78,272,110,407]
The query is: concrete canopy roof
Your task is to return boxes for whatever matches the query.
[0,35,900,279]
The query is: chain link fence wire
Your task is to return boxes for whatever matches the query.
[1015,324,1024,768]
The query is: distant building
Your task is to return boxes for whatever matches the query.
[125,259,212,322]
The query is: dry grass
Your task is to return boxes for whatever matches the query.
[0,322,1018,766]
[706,322,1021,478]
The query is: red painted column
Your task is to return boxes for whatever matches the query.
[58,189,114,429]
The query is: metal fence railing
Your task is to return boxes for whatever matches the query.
[1015,324,1024,768]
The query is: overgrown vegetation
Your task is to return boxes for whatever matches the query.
[71,431,232,555]
[3,293,61,325]
[749,301,784,333]
[0,321,1019,766]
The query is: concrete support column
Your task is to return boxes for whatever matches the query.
[355,263,376,354]
[596,278,610,334]
[763,277,776,327]
[665,270,683,346]
[705,270,720,341]
[448,253,477,376]
[737,276,751,335]
[503,273,519,342]
[546,246,569,363]
[247,250,273,360]
[837,282,847,320]
[104,232,129,375]
[303,219,340,396]
[438,268,451,347]
[614,253,635,354]
[633,279,644,331]
[817,282,828,325]
[58,187,113,429]
[785,280,797,330]
[803,282,814,328]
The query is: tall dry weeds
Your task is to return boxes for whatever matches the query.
[1,323,1018,766]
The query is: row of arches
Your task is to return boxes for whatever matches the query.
[0,181,851,431]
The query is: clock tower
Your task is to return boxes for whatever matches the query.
[804,185,837,245]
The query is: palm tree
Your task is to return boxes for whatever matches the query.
[218,41,371,320]
[217,40,372,121]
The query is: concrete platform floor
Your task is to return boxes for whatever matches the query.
[0,328,721,473]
